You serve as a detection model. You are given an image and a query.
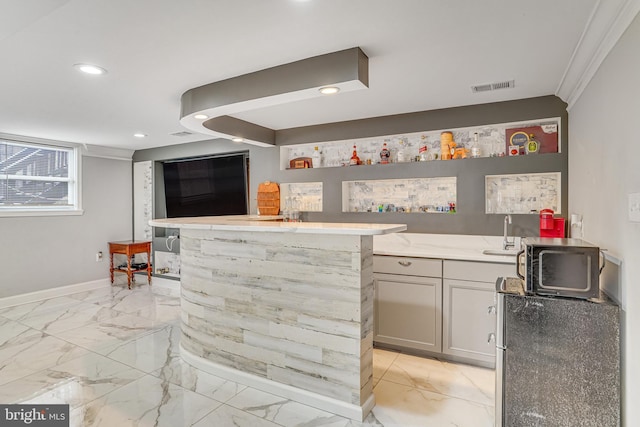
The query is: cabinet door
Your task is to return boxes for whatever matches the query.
[374,273,442,352]
[442,278,496,364]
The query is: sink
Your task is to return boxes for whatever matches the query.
[482,249,519,257]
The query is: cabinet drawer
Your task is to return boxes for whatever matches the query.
[443,260,514,283]
[374,256,442,277]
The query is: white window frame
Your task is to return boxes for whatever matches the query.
[0,134,83,217]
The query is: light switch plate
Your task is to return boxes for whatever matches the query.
[629,192,640,222]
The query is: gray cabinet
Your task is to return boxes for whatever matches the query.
[442,279,496,363]
[374,255,515,366]
[442,260,514,365]
[374,273,442,352]
[373,256,442,353]
[373,255,515,366]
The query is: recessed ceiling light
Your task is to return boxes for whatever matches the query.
[194,114,209,120]
[231,137,244,143]
[73,63,107,75]
[133,133,147,138]
[319,86,340,95]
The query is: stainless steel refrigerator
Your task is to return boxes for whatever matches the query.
[495,278,620,427]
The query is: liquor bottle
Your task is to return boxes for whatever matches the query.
[470,133,481,158]
[380,142,391,164]
[397,138,407,163]
[419,135,429,161]
[526,134,539,154]
[349,145,361,166]
[311,146,322,167]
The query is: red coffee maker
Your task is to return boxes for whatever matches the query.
[539,209,565,238]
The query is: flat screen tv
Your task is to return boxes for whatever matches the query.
[163,153,248,218]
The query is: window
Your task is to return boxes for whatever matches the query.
[0,137,82,216]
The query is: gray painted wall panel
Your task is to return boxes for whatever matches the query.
[0,156,133,297]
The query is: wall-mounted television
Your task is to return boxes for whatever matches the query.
[162,153,248,218]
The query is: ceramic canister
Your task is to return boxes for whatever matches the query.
[440,131,453,160]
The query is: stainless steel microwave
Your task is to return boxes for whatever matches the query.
[516,237,604,299]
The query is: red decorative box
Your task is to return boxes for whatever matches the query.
[505,124,559,155]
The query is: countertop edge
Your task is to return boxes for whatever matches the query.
[149,217,407,235]
[373,249,517,264]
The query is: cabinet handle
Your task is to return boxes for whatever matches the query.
[487,305,496,315]
[398,260,412,267]
[487,333,496,344]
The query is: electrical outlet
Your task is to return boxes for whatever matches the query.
[570,213,583,238]
[96,251,103,262]
[630,192,640,223]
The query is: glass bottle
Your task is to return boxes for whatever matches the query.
[526,134,539,154]
[419,135,429,161]
[349,145,361,166]
[397,138,406,163]
[471,132,482,158]
[283,196,292,222]
[380,141,391,164]
[312,146,322,167]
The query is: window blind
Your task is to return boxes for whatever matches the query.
[0,140,74,208]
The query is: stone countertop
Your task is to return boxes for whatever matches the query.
[373,232,519,264]
[149,215,407,235]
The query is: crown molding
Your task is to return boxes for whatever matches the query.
[0,131,133,160]
[556,0,640,110]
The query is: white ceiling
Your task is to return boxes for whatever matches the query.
[0,0,636,151]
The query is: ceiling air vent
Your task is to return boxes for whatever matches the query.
[170,131,194,137]
[471,80,515,93]
[471,84,493,93]
[492,80,515,90]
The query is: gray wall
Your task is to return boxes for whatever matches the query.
[134,95,568,238]
[568,12,640,425]
[0,156,132,298]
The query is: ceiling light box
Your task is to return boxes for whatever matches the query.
[179,47,369,147]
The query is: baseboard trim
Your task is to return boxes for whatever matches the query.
[0,279,111,309]
[180,344,374,421]
[0,276,181,309]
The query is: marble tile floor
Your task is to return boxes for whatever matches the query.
[0,279,495,426]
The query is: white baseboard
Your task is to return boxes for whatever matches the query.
[180,344,375,421]
[0,276,181,309]
[0,278,111,309]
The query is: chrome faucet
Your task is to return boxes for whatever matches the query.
[503,215,515,250]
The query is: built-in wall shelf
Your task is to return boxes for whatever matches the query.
[342,177,457,214]
[486,172,561,214]
[280,182,323,212]
[279,117,561,171]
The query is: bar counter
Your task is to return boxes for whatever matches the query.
[149,216,406,420]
